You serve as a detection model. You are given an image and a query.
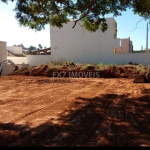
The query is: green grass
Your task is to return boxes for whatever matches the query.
[46,60,148,73]
[68,61,75,65]
[84,63,95,70]
[98,62,104,67]
[108,63,114,66]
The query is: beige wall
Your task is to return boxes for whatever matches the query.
[115,38,133,54]
[121,38,130,53]
[0,41,7,62]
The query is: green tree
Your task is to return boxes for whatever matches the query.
[1,0,150,32]
[19,44,25,49]
[28,45,37,51]
[38,44,43,50]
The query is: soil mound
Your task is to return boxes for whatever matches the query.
[8,64,144,78]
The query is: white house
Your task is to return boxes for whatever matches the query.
[0,42,28,76]
[49,17,135,64]
[7,46,23,55]
[0,41,7,62]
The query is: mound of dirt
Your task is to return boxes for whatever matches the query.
[8,64,144,78]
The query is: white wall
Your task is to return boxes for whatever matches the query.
[26,52,150,66]
[25,18,150,66]
[7,46,23,54]
[7,56,27,64]
[107,53,150,65]
[27,55,51,66]
[0,41,7,62]
[7,46,14,53]
[50,18,121,64]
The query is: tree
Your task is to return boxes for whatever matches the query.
[38,44,43,50]
[19,44,25,49]
[28,45,37,51]
[1,0,150,32]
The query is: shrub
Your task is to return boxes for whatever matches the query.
[68,61,75,65]
[84,64,95,70]
[98,62,104,67]
[47,59,67,66]
[108,63,114,66]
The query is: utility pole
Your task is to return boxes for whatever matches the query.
[146,22,148,50]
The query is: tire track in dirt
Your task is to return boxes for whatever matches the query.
[0,79,97,122]
[71,93,124,145]
[46,81,118,146]
[8,80,115,146]
[67,79,132,146]
[92,81,145,146]
[1,78,146,146]
[0,82,82,121]
[12,81,101,122]
[4,80,109,146]
[0,78,95,102]
[0,82,78,108]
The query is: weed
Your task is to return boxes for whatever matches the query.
[68,61,75,66]
[47,59,67,66]
[84,63,95,70]
[108,63,114,66]
[98,62,104,67]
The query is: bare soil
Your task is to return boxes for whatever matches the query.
[0,74,150,147]
[9,64,145,78]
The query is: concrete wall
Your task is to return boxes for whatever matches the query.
[7,46,23,54]
[50,18,121,64]
[26,52,150,66]
[7,57,27,64]
[0,41,7,62]
[108,53,150,65]
[27,55,51,66]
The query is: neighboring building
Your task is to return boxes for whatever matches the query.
[0,42,28,76]
[50,17,134,64]
[6,46,51,56]
[7,46,23,55]
[114,38,133,53]
[7,46,25,57]
[27,47,51,55]
[0,41,7,62]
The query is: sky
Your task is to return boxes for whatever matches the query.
[0,1,150,50]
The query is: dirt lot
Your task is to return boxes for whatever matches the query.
[0,74,150,147]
